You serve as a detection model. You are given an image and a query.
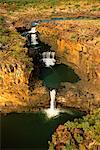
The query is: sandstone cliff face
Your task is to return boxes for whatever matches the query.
[37,20,100,81]
[0,56,29,112]
[0,14,31,112]
[0,13,49,113]
[37,20,100,111]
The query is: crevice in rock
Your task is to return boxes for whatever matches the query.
[15,24,83,112]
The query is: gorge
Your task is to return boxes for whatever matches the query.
[23,22,80,118]
[0,1,100,149]
[1,19,85,150]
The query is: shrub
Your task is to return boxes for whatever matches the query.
[49,108,100,150]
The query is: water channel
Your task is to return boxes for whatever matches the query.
[1,18,85,150]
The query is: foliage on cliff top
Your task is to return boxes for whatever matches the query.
[0,0,99,11]
[49,108,100,150]
[0,15,32,71]
[0,0,99,5]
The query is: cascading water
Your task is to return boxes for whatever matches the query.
[28,27,38,45]
[50,89,56,110]
[41,51,60,117]
[28,25,59,117]
[1,19,85,150]
[45,89,60,118]
[24,22,80,118]
[42,52,56,67]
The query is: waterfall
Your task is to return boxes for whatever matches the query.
[25,23,59,118]
[41,51,60,117]
[48,52,51,58]
[31,34,38,45]
[28,27,37,34]
[50,89,56,110]
[44,89,60,118]
[42,52,56,67]
[51,52,55,59]
[28,27,38,45]
[21,21,81,119]
[42,52,46,58]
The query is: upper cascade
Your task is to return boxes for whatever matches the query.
[28,27,38,45]
[28,27,37,34]
[42,52,56,67]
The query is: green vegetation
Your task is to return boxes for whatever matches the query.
[70,33,78,42]
[0,0,99,4]
[0,0,58,8]
[0,0,100,11]
[49,108,100,150]
[92,5,100,11]
[0,15,32,74]
[0,16,11,46]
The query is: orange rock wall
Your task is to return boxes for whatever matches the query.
[37,20,100,81]
[0,56,29,110]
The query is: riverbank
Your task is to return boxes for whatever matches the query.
[49,108,100,150]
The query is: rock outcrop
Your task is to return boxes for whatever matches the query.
[0,13,50,113]
[0,14,32,112]
[37,20,100,112]
[0,56,29,112]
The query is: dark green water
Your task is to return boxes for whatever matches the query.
[40,63,80,89]
[3,19,82,150]
[1,110,84,150]
[32,17,98,25]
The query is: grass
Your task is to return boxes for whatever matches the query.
[0,0,99,4]
[0,0,99,14]
[0,0,100,8]
[0,16,10,45]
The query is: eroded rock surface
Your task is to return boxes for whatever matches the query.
[37,20,100,112]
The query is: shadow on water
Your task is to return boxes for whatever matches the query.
[16,23,80,90]
[16,26,52,89]
[8,21,83,150]
[40,63,80,89]
[27,41,52,90]
[1,109,85,150]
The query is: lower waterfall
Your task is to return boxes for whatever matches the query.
[44,89,60,118]
[22,23,80,118]
[50,89,56,110]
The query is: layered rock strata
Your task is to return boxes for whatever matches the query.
[37,20,100,112]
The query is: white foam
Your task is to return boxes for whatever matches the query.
[44,108,76,118]
[50,89,56,109]
[44,108,60,118]
[51,52,55,59]
[28,27,37,34]
[31,34,38,45]
[44,89,60,118]
[42,52,46,58]
[42,58,56,67]
[42,52,56,67]
[28,27,38,45]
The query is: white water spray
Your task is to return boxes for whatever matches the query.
[44,89,60,118]
[41,51,60,117]
[42,52,56,67]
[28,27,37,34]
[27,25,59,118]
[28,27,38,45]
[31,34,38,45]
[50,89,56,110]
